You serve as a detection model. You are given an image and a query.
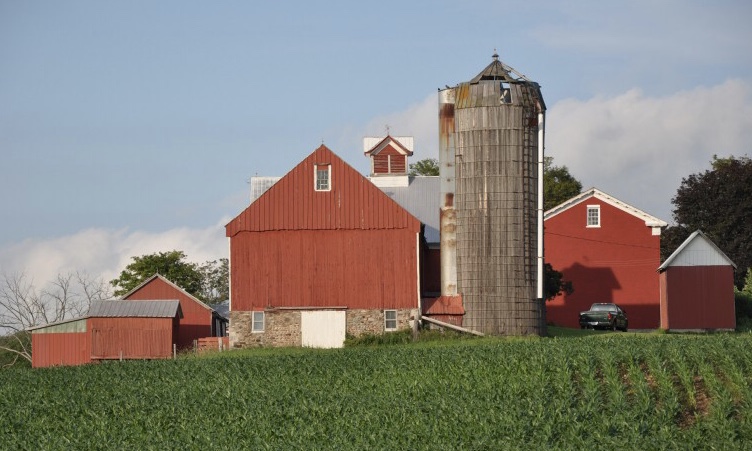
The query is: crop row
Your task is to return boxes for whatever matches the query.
[1,334,751,449]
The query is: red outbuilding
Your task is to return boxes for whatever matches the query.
[658,230,737,331]
[122,274,227,349]
[226,144,422,348]
[30,300,182,368]
[544,188,667,329]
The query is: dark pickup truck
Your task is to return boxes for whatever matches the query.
[578,303,628,331]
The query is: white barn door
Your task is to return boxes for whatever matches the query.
[301,310,346,348]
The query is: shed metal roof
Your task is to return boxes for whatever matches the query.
[375,176,440,244]
[88,300,182,318]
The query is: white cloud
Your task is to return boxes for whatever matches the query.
[547,79,752,223]
[367,94,439,161]
[0,220,229,290]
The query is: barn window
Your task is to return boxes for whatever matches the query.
[586,205,600,228]
[252,311,265,333]
[384,310,397,331]
[315,164,331,191]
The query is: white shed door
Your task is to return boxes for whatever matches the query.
[301,310,346,348]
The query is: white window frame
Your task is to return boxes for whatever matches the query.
[586,205,601,228]
[384,310,398,331]
[314,164,331,192]
[252,311,265,333]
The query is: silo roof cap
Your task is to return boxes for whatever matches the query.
[470,52,532,84]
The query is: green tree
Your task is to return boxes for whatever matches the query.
[543,263,574,301]
[198,258,229,304]
[111,250,203,298]
[666,154,752,288]
[543,156,583,211]
[408,158,439,176]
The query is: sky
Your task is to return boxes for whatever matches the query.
[1,0,751,290]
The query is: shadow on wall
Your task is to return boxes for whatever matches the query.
[547,262,660,329]
[546,263,620,328]
[547,303,660,330]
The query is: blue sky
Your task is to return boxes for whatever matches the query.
[1,0,751,287]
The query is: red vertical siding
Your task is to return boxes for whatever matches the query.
[230,229,418,311]
[32,331,90,368]
[545,200,662,329]
[226,145,420,235]
[226,145,422,314]
[124,276,213,349]
[89,317,175,359]
[661,265,735,330]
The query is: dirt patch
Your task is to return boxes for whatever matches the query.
[676,375,711,429]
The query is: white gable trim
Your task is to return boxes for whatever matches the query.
[658,230,737,271]
[544,187,668,229]
[363,136,414,156]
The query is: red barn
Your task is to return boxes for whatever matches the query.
[122,274,227,349]
[659,230,737,331]
[544,188,667,329]
[30,300,181,368]
[226,145,422,348]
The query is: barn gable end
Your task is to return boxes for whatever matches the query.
[544,188,667,329]
[659,230,736,331]
[122,274,227,348]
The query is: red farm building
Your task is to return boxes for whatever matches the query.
[544,188,667,329]
[658,230,737,331]
[226,144,423,348]
[122,274,227,349]
[30,300,182,368]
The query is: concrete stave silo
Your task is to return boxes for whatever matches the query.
[439,53,546,335]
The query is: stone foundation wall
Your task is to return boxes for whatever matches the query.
[346,309,416,336]
[230,310,301,348]
[230,308,418,348]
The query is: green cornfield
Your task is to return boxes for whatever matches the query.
[2,333,752,449]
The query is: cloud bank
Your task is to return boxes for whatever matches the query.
[0,220,229,290]
[547,79,752,222]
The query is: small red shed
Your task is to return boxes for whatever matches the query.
[545,188,667,329]
[122,274,227,349]
[30,300,182,368]
[658,230,737,331]
[226,145,422,348]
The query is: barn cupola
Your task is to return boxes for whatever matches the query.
[363,135,414,188]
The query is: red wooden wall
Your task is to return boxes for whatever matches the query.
[89,317,176,359]
[227,145,421,312]
[32,331,90,368]
[230,229,418,310]
[660,266,735,330]
[545,200,662,329]
[124,276,212,349]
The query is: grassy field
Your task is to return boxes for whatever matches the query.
[1,331,751,449]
